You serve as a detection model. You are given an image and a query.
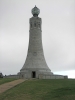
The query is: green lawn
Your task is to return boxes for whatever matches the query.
[0,79,75,100]
[0,78,17,85]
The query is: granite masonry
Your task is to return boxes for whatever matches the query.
[19,6,68,79]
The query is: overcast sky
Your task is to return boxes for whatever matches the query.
[0,0,75,78]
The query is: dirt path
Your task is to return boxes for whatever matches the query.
[0,79,25,94]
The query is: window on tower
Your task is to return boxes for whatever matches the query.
[34,22,36,27]
[38,22,40,28]
[31,23,32,28]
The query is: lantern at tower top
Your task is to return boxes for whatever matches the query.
[31,5,40,17]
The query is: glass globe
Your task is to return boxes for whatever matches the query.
[31,6,40,16]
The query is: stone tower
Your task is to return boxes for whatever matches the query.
[20,6,53,78]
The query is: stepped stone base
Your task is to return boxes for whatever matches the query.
[39,74,68,79]
[19,71,68,79]
[3,73,68,79]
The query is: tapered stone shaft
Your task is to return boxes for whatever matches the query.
[20,6,53,78]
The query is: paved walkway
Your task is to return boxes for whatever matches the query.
[0,79,25,94]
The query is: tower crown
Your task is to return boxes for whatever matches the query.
[31,5,40,17]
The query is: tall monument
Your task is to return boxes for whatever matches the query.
[20,6,53,78]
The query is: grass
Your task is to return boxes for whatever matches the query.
[0,78,17,85]
[0,79,75,100]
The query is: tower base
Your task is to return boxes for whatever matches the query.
[19,68,53,79]
[19,70,68,79]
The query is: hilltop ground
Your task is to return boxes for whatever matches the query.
[0,79,75,100]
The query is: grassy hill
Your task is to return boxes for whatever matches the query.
[0,79,75,100]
